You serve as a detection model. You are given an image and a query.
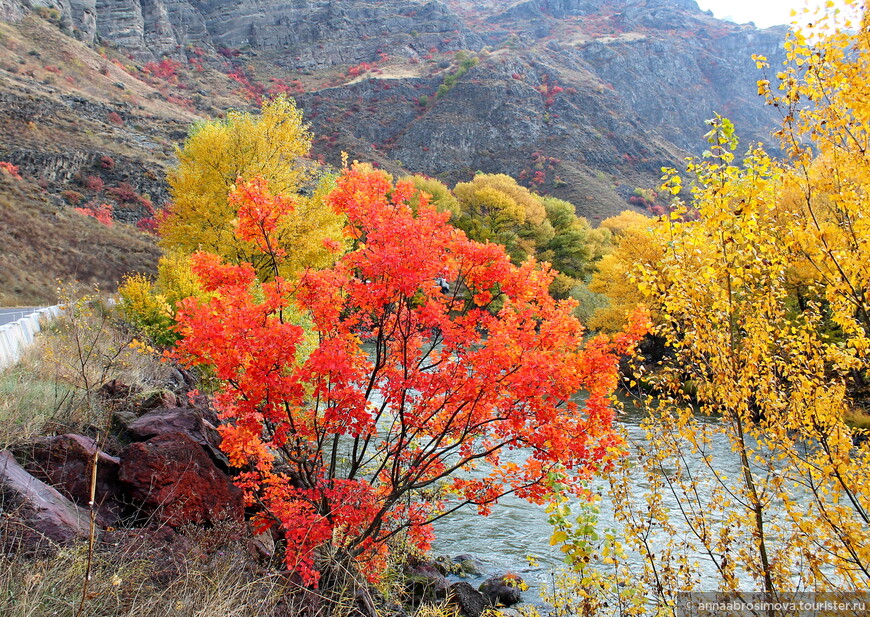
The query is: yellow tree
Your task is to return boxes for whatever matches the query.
[586,211,661,332]
[402,174,460,218]
[159,95,345,280]
[453,173,552,264]
[603,6,870,604]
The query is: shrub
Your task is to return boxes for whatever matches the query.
[118,274,178,348]
[74,202,113,226]
[60,189,84,205]
[173,166,647,585]
[83,175,105,192]
[106,182,138,203]
[0,161,21,180]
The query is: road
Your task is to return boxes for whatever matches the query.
[0,307,39,327]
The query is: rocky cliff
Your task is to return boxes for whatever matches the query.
[0,0,791,302]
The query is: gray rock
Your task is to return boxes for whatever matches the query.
[454,553,483,576]
[448,581,487,617]
[404,559,449,602]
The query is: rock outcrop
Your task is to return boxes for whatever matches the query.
[0,449,91,554]
[118,432,244,527]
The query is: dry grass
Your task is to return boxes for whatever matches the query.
[0,293,167,449]
[0,521,409,617]
[0,173,161,306]
[0,525,295,617]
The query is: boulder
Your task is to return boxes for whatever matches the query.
[247,525,276,560]
[404,559,449,602]
[135,389,178,412]
[479,573,524,607]
[20,433,122,526]
[454,553,483,577]
[125,406,228,470]
[0,450,91,554]
[118,432,243,527]
[448,581,487,617]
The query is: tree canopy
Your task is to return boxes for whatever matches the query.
[159,95,345,280]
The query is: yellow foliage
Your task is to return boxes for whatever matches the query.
[598,210,650,237]
[159,95,345,280]
[402,174,460,218]
[622,88,870,598]
[155,250,204,308]
[454,173,547,228]
[119,251,213,347]
[118,273,176,347]
[587,213,660,332]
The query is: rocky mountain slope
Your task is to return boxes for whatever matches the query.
[0,0,789,302]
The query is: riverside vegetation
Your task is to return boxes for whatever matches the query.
[4,1,870,616]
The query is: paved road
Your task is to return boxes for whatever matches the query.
[0,307,39,327]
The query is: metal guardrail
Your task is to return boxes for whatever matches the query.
[0,306,62,370]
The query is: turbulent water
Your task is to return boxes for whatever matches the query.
[430,395,748,603]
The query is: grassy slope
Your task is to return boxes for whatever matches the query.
[0,171,160,305]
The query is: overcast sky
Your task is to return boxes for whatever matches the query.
[694,0,852,29]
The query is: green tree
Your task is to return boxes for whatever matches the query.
[453,173,552,264]
[401,174,460,217]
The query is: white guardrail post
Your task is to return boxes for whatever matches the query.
[0,306,62,371]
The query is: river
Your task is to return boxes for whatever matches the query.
[430,393,747,604]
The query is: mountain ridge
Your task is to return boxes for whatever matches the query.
[0,0,789,302]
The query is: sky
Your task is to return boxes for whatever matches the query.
[694,0,852,29]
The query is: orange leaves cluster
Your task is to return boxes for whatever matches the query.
[173,165,646,586]
[0,161,22,180]
[230,176,292,257]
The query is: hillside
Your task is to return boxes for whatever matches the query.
[0,0,788,303]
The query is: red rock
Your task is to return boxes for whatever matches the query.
[0,450,91,555]
[21,434,122,526]
[126,406,228,469]
[118,432,243,527]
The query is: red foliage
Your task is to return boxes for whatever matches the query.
[144,58,182,81]
[230,176,293,257]
[226,67,265,103]
[136,216,159,234]
[0,161,22,180]
[98,155,115,170]
[106,182,138,203]
[267,78,305,97]
[83,175,104,192]
[173,166,648,586]
[347,62,373,78]
[75,202,114,226]
[107,111,124,126]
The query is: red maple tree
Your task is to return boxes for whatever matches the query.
[173,167,647,586]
